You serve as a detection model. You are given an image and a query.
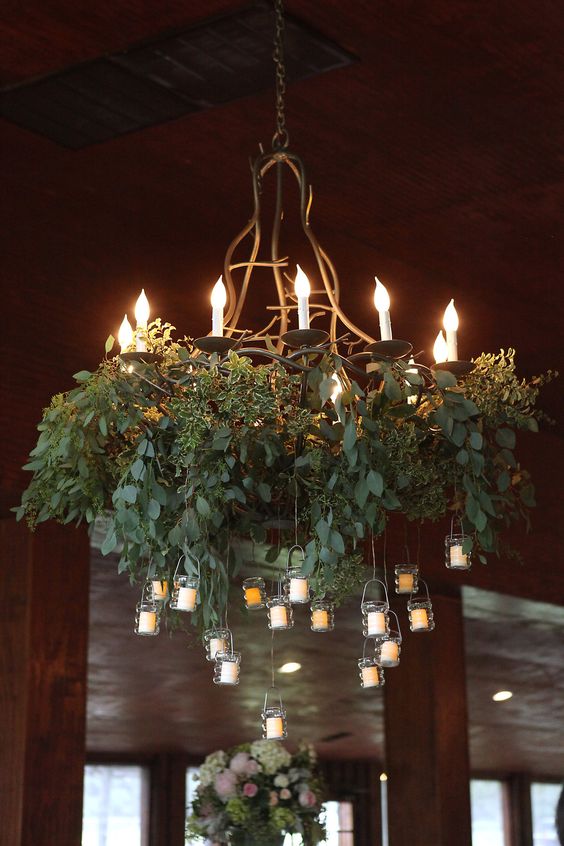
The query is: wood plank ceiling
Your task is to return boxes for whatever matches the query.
[2,1,563,772]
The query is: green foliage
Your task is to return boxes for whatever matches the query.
[16,330,555,626]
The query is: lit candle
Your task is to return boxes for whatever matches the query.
[330,373,343,404]
[367,611,387,635]
[209,637,227,659]
[374,277,392,341]
[151,579,168,601]
[361,666,380,687]
[294,265,311,329]
[135,289,150,353]
[266,716,284,739]
[406,357,418,405]
[443,299,459,361]
[175,586,197,611]
[450,544,468,568]
[397,573,414,593]
[245,587,263,608]
[312,609,330,630]
[269,605,289,629]
[220,660,239,684]
[433,330,448,363]
[211,277,227,337]
[118,314,134,353]
[138,610,157,634]
[380,640,399,666]
[410,608,429,630]
[289,577,309,602]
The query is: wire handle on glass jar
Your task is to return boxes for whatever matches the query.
[360,577,389,607]
[263,684,284,712]
[388,608,402,639]
[409,577,431,602]
[285,543,306,573]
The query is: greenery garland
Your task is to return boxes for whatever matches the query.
[16,322,555,629]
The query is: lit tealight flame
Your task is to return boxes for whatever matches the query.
[373,277,390,312]
[330,373,343,403]
[380,772,388,783]
[294,264,311,298]
[443,298,459,332]
[433,330,448,363]
[211,276,227,308]
[135,289,150,329]
[118,314,134,352]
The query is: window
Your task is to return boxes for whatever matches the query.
[470,779,509,846]
[531,782,562,846]
[82,764,149,846]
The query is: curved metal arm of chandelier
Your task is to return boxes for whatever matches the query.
[222,147,376,354]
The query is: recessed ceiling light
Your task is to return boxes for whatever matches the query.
[279,662,301,674]
[492,690,513,702]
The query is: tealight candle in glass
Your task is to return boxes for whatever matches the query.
[362,600,389,637]
[267,595,294,630]
[407,597,435,632]
[261,705,288,741]
[445,534,472,571]
[286,568,310,604]
[394,564,419,595]
[203,627,230,661]
[213,651,241,686]
[242,577,267,609]
[134,599,160,636]
[375,633,402,668]
[151,577,169,602]
[358,657,385,688]
[169,575,199,612]
[310,599,335,632]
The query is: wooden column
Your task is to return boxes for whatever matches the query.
[0,519,89,846]
[384,591,472,846]
[508,774,533,846]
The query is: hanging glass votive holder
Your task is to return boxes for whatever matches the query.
[213,633,241,686]
[358,640,385,688]
[151,575,169,603]
[284,545,310,604]
[261,687,288,741]
[169,554,200,612]
[445,517,472,571]
[267,594,294,630]
[134,581,160,637]
[310,598,335,632]
[203,627,231,661]
[394,564,419,595]
[242,576,267,610]
[361,578,390,637]
[374,611,402,668]
[407,580,435,632]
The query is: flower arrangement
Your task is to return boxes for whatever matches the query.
[186,741,325,846]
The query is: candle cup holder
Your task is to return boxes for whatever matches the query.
[242,576,267,610]
[445,518,472,571]
[213,649,241,686]
[119,351,162,366]
[394,564,419,595]
[261,687,288,741]
[151,575,169,603]
[407,580,435,632]
[203,627,231,662]
[281,328,329,349]
[365,339,413,360]
[361,578,390,637]
[432,360,475,377]
[267,595,294,631]
[284,545,310,604]
[374,612,402,668]
[134,581,160,636]
[358,647,385,689]
[310,598,335,632]
[194,336,238,355]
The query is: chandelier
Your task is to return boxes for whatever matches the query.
[17,0,550,740]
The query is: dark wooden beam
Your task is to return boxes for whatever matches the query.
[384,592,472,846]
[0,519,89,846]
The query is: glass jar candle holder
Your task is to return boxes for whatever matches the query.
[310,599,335,632]
[407,581,435,632]
[261,689,287,741]
[203,627,231,661]
[358,656,385,689]
[267,595,294,630]
[242,577,267,609]
[286,568,310,604]
[394,564,419,595]
[361,600,390,637]
[134,582,160,636]
[213,651,241,686]
[169,575,199,612]
[151,576,169,602]
[375,633,402,668]
[445,534,472,571]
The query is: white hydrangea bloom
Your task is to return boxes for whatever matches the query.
[198,750,228,787]
[250,740,291,775]
[274,774,289,788]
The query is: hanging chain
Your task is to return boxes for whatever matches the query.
[272,0,289,149]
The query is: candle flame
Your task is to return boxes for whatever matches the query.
[211,276,227,308]
[443,298,459,332]
[330,372,343,403]
[134,289,150,329]
[294,264,311,298]
[433,330,448,363]
[118,314,134,351]
[373,277,390,312]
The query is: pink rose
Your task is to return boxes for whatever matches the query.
[269,791,279,806]
[245,758,260,776]
[230,752,251,775]
[243,782,258,798]
[215,769,238,801]
[280,788,291,800]
[299,789,317,808]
